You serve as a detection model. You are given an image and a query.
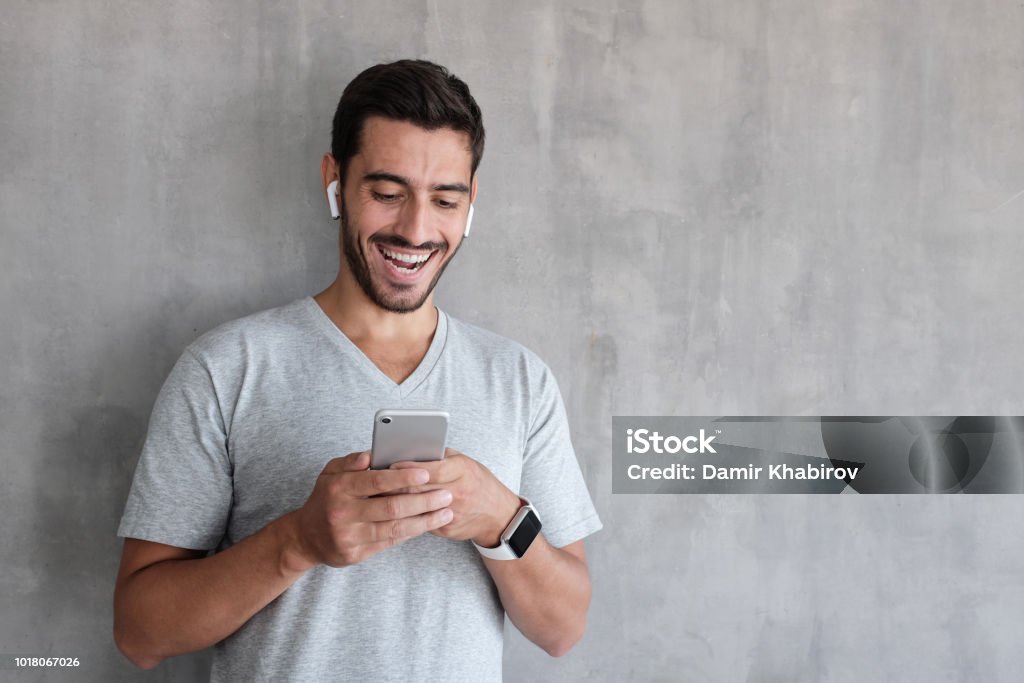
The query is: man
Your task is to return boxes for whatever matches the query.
[114,60,601,681]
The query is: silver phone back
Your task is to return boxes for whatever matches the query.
[370,409,449,469]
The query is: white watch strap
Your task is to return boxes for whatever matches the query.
[472,537,519,560]
[472,497,538,560]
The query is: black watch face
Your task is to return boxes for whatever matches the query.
[507,509,542,558]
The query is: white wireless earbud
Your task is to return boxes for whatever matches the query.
[327,180,340,220]
[464,203,475,238]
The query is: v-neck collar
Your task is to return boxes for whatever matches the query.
[302,296,447,398]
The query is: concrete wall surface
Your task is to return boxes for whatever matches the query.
[2,1,1023,680]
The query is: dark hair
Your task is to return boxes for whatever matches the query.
[330,60,485,183]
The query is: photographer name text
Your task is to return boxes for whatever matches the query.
[624,428,860,481]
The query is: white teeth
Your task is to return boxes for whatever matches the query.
[381,248,431,264]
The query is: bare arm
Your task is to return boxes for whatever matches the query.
[393,452,593,656]
[483,535,591,656]
[113,452,452,669]
[473,486,591,656]
[113,513,310,669]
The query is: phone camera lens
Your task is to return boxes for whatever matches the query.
[381,417,391,424]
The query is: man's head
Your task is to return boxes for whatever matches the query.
[331,60,485,186]
[322,60,485,314]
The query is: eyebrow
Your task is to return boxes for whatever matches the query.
[363,171,470,194]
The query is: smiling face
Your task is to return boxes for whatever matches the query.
[333,117,476,314]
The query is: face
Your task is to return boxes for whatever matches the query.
[332,117,475,314]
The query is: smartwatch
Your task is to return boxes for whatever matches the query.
[472,497,542,560]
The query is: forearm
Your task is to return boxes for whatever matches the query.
[406,453,594,655]
[114,510,314,668]
[483,537,591,657]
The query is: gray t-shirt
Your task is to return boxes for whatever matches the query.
[117,297,602,682]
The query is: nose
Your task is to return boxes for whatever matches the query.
[393,195,434,247]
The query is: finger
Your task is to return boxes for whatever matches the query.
[390,458,462,485]
[385,483,447,496]
[390,459,444,471]
[344,467,430,497]
[361,489,453,522]
[389,449,461,470]
[364,507,454,544]
[323,451,371,474]
[351,532,422,560]
[405,460,467,485]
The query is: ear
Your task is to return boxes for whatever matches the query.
[321,153,341,220]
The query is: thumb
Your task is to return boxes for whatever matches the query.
[324,451,370,474]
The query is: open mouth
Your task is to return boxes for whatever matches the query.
[376,244,438,277]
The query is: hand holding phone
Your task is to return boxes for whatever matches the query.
[288,451,454,569]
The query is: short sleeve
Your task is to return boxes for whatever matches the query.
[518,364,602,548]
[117,348,233,550]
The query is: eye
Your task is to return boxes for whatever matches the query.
[436,198,460,210]
[372,191,401,203]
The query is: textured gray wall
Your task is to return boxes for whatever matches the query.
[3,1,1024,680]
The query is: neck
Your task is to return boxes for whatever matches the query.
[313,273,438,345]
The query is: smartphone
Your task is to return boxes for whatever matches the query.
[370,409,449,470]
